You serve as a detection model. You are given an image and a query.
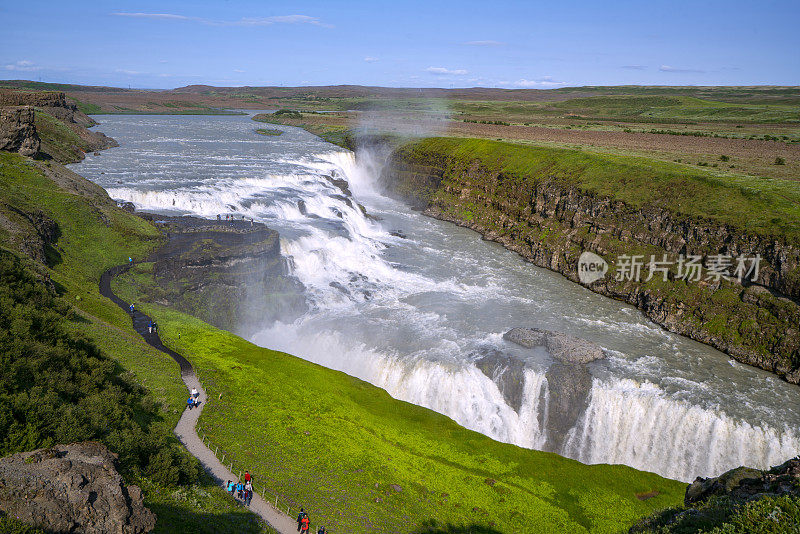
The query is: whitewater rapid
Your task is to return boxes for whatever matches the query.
[72,113,800,482]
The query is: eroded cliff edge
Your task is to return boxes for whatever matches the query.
[378,138,800,383]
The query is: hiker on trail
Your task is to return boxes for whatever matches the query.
[244,470,251,483]
[186,397,194,409]
[227,480,235,495]
[296,508,306,531]
[129,303,135,314]
[191,387,198,399]
[152,321,158,334]
[147,321,153,334]
[244,480,253,506]
[300,514,310,533]
[236,482,244,500]
[128,257,133,264]
[217,214,221,221]
[317,527,326,534]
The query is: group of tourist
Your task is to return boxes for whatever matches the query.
[217,213,255,226]
[227,470,254,506]
[187,387,199,410]
[296,507,326,533]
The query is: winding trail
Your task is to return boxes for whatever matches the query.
[100,264,298,534]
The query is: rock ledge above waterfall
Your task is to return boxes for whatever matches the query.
[503,327,605,364]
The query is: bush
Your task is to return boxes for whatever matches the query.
[720,155,730,162]
[0,251,198,485]
[775,157,786,165]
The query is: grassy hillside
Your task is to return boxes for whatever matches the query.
[0,151,272,533]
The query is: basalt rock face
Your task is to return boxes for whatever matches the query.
[0,89,117,162]
[138,215,306,334]
[380,145,800,384]
[0,106,40,156]
[503,327,605,364]
[0,442,156,534]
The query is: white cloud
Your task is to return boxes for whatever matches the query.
[3,60,39,71]
[426,66,468,76]
[512,77,565,87]
[233,69,245,73]
[116,69,143,75]
[363,56,379,63]
[621,65,647,70]
[464,40,504,46]
[659,64,705,73]
[111,12,332,28]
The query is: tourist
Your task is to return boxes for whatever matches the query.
[147,321,153,334]
[244,470,251,483]
[152,321,158,334]
[317,527,326,534]
[128,257,133,264]
[236,482,244,500]
[244,480,253,505]
[300,514,310,533]
[191,387,198,399]
[186,396,194,410]
[129,303,134,314]
[227,480,235,495]
[296,508,306,531]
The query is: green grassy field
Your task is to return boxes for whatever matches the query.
[396,137,800,240]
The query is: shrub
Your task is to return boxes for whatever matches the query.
[775,157,786,165]
[720,155,730,162]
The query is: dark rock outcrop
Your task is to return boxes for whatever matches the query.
[0,89,117,162]
[503,327,605,364]
[0,442,156,534]
[0,106,40,157]
[475,349,528,413]
[136,215,306,334]
[685,456,800,506]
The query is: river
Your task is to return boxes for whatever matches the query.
[70,112,800,482]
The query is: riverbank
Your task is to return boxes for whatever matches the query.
[376,137,800,384]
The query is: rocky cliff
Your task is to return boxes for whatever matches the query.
[127,214,305,335]
[0,106,40,156]
[0,89,117,162]
[0,442,156,534]
[379,138,800,383]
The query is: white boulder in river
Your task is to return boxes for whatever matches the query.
[503,327,605,364]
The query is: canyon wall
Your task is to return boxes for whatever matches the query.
[378,138,800,383]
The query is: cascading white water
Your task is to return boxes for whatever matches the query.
[72,113,800,482]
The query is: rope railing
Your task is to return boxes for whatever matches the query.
[193,369,325,533]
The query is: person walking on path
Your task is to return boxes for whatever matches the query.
[244,480,253,506]
[191,387,198,399]
[296,508,306,531]
[244,470,251,484]
[317,527,326,534]
[128,257,133,265]
[129,303,135,314]
[148,321,153,334]
[300,515,309,533]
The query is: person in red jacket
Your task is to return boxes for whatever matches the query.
[244,470,251,483]
[300,515,310,533]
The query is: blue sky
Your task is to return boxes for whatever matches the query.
[1,0,798,89]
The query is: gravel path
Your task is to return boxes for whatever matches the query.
[100,264,298,534]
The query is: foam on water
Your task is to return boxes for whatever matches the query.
[71,114,800,482]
